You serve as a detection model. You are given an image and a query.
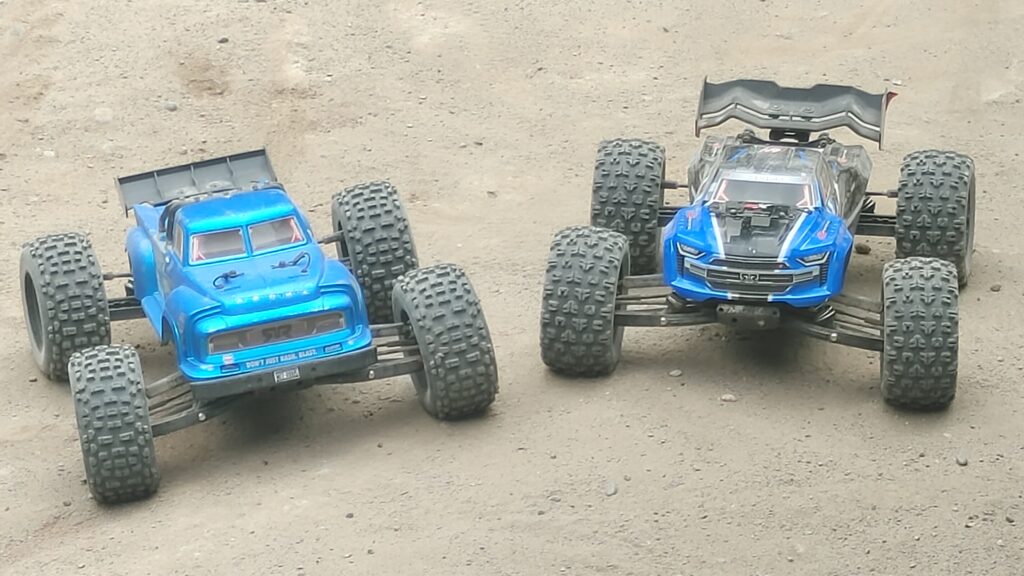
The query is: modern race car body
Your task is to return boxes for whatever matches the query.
[543,78,975,413]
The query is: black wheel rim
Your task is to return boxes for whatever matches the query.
[23,273,44,351]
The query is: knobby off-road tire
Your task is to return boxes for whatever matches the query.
[332,181,419,324]
[540,226,629,377]
[591,139,665,275]
[895,150,976,287]
[881,257,959,411]
[70,345,160,504]
[392,264,498,420]
[20,233,111,381]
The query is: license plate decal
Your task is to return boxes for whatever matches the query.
[273,367,301,383]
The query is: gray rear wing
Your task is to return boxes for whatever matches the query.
[116,148,278,215]
[695,78,896,149]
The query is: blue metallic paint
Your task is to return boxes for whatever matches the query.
[124,186,373,382]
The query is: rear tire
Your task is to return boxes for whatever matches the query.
[540,226,629,377]
[591,139,665,275]
[895,150,976,287]
[880,257,959,411]
[331,181,419,324]
[392,264,498,420]
[70,345,160,504]
[20,233,111,381]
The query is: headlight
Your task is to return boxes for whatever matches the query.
[676,241,704,257]
[797,252,830,266]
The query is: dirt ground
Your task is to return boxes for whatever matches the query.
[1,0,1022,574]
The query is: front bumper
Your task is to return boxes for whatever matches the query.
[189,345,379,401]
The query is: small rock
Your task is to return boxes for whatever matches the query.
[1006,515,1016,524]
[547,495,561,503]
[163,101,178,112]
[486,190,497,198]
[956,455,968,466]
[891,79,904,86]
[93,107,114,123]
[217,36,229,44]
[605,481,618,497]
[668,369,683,377]
[623,475,631,481]
[77,563,85,570]
[62,500,71,507]
[720,393,737,403]
[537,510,545,515]
[28,377,37,383]
[990,283,1002,292]
[473,140,484,146]
[854,242,872,255]
[367,549,374,555]
[344,553,352,559]
[345,512,354,519]
[377,442,383,448]
[42,150,56,158]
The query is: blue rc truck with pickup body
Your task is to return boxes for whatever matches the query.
[20,149,498,504]
[541,79,975,412]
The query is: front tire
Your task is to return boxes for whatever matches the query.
[70,345,160,504]
[20,233,111,381]
[331,181,419,324]
[591,139,665,275]
[392,264,498,420]
[880,257,959,410]
[895,150,976,287]
[540,226,629,377]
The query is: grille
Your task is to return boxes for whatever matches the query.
[709,256,790,270]
[208,312,345,355]
[685,260,816,295]
[819,258,831,286]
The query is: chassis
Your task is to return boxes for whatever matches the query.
[20,150,499,504]
[540,79,973,412]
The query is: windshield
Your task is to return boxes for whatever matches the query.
[249,216,305,252]
[190,228,245,263]
[710,178,816,209]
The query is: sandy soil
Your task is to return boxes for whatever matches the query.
[1,0,1022,574]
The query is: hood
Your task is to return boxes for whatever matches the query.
[185,246,327,314]
[676,203,829,260]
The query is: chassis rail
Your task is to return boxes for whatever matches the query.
[146,322,423,436]
[613,275,884,352]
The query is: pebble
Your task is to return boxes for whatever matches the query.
[42,150,56,158]
[668,369,683,377]
[345,512,354,519]
[720,393,737,403]
[854,242,871,255]
[990,283,1002,292]
[28,377,37,383]
[367,549,374,555]
[605,481,618,497]
[62,500,71,507]
[956,455,968,466]
[93,107,114,123]
[1007,515,1016,524]
[217,36,229,44]
[547,495,561,503]
[163,101,179,112]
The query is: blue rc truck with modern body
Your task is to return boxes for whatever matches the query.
[541,79,975,411]
[20,149,498,503]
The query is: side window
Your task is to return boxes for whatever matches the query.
[173,223,185,260]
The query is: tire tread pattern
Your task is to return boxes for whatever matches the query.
[21,233,111,380]
[70,345,160,504]
[895,150,975,286]
[332,181,418,324]
[881,257,959,411]
[591,139,664,275]
[393,264,498,420]
[540,225,628,377]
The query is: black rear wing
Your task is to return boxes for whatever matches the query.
[116,148,278,215]
[695,78,896,149]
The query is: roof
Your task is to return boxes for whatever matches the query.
[176,187,299,234]
[717,144,824,180]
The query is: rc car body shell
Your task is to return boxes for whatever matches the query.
[125,185,373,385]
[665,136,871,307]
